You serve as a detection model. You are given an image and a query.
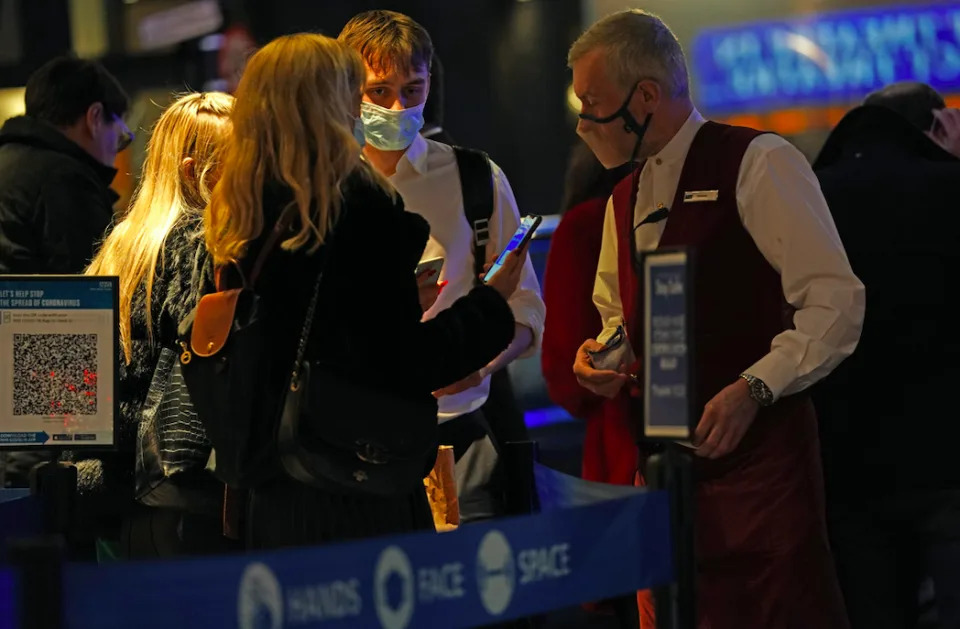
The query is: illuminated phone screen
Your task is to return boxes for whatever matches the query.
[482,215,540,283]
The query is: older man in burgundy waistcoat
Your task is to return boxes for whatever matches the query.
[568,10,865,629]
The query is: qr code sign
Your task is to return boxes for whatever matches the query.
[12,334,98,416]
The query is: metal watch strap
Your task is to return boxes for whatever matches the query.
[739,373,774,407]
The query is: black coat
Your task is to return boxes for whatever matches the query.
[813,105,960,495]
[242,168,516,547]
[247,168,516,419]
[0,116,119,274]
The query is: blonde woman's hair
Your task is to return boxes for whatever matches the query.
[206,33,390,267]
[86,92,234,362]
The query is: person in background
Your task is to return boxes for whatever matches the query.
[543,140,635,487]
[541,138,635,628]
[76,92,235,558]
[558,140,634,215]
[204,33,522,548]
[928,104,960,158]
[813,81,960,629]
[568,10,863,628]
[339,11,545,524]
[0,56,131,488]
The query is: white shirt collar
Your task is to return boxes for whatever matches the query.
[650,108,705,165]
[397,133,430,176]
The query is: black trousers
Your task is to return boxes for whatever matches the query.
[827,489,960,629]
[121,504,240,559]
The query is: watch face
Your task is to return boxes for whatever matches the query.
[753,381,773,405]
[742,374,772,405]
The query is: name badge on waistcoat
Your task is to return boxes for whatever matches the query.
[683,190,719,203]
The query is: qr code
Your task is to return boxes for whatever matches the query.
[12,334,98,416]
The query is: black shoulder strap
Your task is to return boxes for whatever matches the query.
[453,146,494,286]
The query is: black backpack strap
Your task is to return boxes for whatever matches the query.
[453,148,530,448]
[453,146,494,285]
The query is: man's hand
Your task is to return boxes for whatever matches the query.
[930,108,960,158]
[573,339,629,399]
[434,370,485,398]
[418,279,447,313]
[693,378,760,459]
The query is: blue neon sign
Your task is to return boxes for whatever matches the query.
[691,3,960,113]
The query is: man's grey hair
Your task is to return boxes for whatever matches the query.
[568,10,689,98]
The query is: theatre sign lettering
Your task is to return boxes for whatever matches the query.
[692,4,960,112]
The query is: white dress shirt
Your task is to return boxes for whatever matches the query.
[594,109,865,400]
[391,134,545,423]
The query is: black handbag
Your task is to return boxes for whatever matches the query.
[276,249,439,496]
[135,346,216,511]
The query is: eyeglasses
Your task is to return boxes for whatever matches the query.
[114,115,134,153]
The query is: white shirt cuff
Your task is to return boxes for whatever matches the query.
[743,352,796,402]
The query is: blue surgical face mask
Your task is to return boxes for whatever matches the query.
[360,101,425,151]
[352,117,366,148]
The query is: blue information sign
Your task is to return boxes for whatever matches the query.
[0,276,119,448]
[691,3,960,113]
[642,250,693,441]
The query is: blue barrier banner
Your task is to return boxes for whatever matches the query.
[63,491,672,629]
[691,3,960,113]
[0,569,14,629]
[535,463,643,510]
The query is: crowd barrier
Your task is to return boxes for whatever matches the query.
[0,453,685,629]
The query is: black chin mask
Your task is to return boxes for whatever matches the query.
[579,83,653,164]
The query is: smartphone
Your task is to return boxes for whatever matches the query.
[482,215,542,284]
[415,257,445,287]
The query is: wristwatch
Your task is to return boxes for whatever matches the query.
[739,373,774,407]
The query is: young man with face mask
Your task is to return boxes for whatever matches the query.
[339,11,545,524]
[569,10,864,629]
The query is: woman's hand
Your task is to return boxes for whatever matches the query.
[418,278,447,312]
[483,244,529,300]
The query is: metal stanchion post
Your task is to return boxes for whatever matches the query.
[647,444,695,629]
[30,462,77,537]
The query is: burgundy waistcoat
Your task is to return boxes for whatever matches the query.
[618,123,849,628]
[612,121,790,412]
